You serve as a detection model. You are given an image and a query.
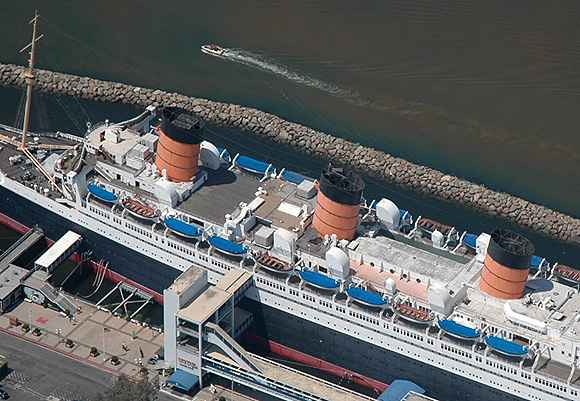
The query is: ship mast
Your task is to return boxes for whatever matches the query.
[16,12,65,196]
[19,10,43,150]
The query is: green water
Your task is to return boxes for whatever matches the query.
[1,1,579,218]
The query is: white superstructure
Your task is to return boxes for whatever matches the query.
[0,107,579,401]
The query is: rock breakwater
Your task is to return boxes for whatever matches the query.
[1,62,578,245]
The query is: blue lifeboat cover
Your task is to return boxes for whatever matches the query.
[530,254,548,268]
[282,170,309,185]
[346,286,388,306]
[217,147,230,159]
[299,270,340,289]
[485,336,528,356]
[208,235,247,254]
[236,155,273,174]
[438,319,480,339]
[87,184,117,202]
[463,233,478,249]
[164,217,203,237]
[378,380,425,401]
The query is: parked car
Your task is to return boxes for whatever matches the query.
[147,357,158,365]
[0,388,9,399]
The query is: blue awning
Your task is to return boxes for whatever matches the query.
[208,235,247,255]
[166,369,199,391]
[378,380,424,401]
[299,270,340,289]
[236,155,273,174]
[165,217,203,237]
[346,286,388,306]
[438,319,480,339]
[87,184,117,202]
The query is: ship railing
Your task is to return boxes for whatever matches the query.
[203,354,328,401]
[402,392,439,401]
[522,363,575,388]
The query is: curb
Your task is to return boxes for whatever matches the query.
[0,326,122,376]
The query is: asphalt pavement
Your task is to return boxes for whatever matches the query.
[0,298,275,401]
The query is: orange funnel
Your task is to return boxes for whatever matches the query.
[479,229,534,299]
[312,166,364,241]
[155,107,203,182]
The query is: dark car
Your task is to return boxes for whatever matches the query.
[0,388,9,399]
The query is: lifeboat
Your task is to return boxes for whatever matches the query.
[235,155,274,175]
[164,217,203,239]
[201,44,224,57]
[461,232,478,253]
[417,218,459,246]
[346,285,388,308]
[299,270,340,290]
[438,319,480,341]
[122,197,159,221]
[87,184,117,203]
[208,235,247,256]
[485,336,529,358]
[393,303,434,324]
[255,252,292,274]
[555,264,580,286]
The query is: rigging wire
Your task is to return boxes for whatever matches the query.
[32,16,504,232]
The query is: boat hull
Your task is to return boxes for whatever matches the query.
[240,297,527,401]
[0,185,180,293]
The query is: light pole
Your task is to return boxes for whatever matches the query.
[55,328,62,343]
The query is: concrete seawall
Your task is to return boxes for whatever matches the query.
[1,62,579,246]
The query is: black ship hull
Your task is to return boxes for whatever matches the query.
[240,297,526,401]
[0,185,180,293]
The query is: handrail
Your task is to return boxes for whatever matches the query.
[205,322,262,373]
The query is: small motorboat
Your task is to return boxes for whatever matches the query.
[201,44,225,57]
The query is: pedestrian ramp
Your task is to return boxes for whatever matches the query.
[0,226,43,273]
[202,348,376,401]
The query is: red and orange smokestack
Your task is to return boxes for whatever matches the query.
[479,229,534,299]
[155,107,203,182]
[312,166,365,241]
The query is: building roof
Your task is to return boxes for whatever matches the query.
[0,265,27,299]
[35,231,81,270]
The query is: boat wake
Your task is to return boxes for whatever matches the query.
[221,48,354,98]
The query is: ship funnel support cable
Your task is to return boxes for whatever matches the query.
[479,229,534,299]
[313,166,365,241]
[155,107,203,182]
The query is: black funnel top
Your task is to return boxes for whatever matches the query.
[488,229,534,270]
[161,107,203,145]
[319,166,365,206]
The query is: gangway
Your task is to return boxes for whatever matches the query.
[205,321,262,373]
[0,226,43,273]
[23,270,78,313]
[34,231,81,273]
[202,351,375,401]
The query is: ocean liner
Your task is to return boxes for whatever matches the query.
[1,15,580,401]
